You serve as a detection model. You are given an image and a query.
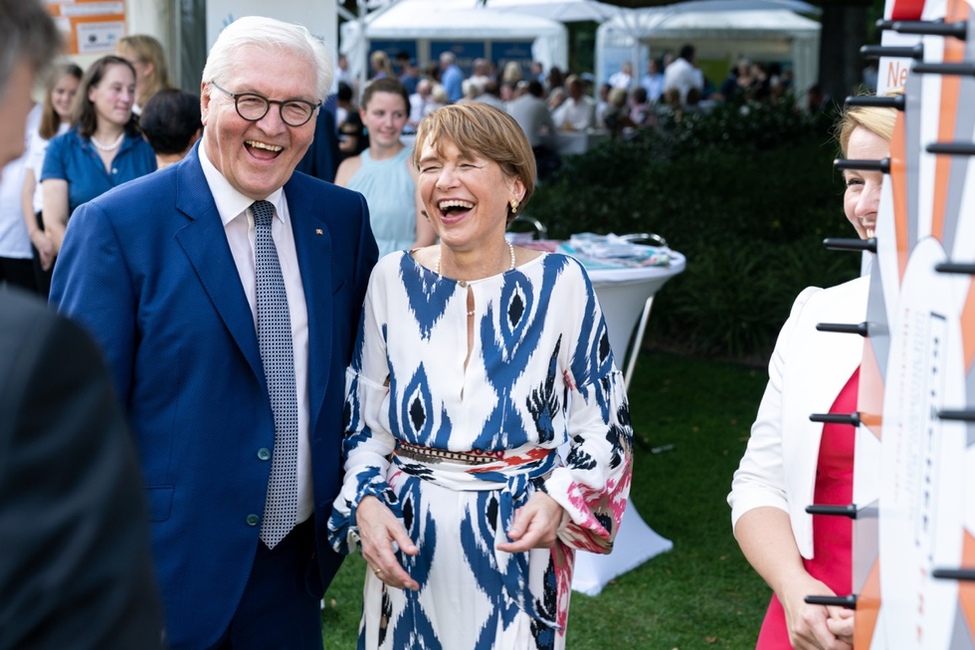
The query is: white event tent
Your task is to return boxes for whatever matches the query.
[596,4,821,96]
[339,0,568,88]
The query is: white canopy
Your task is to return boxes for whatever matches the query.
[596,7,821,98]
[340,0,568,90]
[485,0,631,23]
[485,0,818,23]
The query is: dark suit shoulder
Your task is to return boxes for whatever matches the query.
[0,287,164,649]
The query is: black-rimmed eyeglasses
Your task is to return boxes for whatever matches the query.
[210,81,320,127]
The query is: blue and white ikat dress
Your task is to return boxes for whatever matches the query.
[328,251,634,650]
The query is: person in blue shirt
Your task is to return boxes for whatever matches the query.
[41,55,155,253]
[439,51,464,103]
[641,57,665,103]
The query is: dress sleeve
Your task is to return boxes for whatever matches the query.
[541,265,634,554]
[327,267,400,555]
[727,286,822,533]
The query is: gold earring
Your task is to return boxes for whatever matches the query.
[510,198,519,213]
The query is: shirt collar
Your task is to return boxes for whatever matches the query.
[199,137,285,227]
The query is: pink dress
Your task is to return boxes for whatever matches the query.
[755,367,859,648]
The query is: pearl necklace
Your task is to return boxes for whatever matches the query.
[90,132,125,152]
[435,241,516,297]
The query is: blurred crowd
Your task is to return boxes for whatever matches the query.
[333,43,828,178]
[0,34,201,296]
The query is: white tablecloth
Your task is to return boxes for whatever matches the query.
[507,239,685,594]
[571,252,686,596]
[587,256,686,361]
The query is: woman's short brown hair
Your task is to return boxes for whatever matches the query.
[836,91,900,156]
[412,103,536,223]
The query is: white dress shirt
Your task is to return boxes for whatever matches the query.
[199,139,314,525]
[553,96,596,131]
[663,57,703,105]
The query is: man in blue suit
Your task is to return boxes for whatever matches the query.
[51,15,378,650]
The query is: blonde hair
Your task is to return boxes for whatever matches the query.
[501,61,523,85]
[836,92,900,156]
[413,103,537,222]
[369,50,395,79]
[118,34,173,106]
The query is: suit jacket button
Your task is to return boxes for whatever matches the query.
[246,514,259,526]
[257,448,271,460]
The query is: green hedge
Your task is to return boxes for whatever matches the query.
[528,100,862,361]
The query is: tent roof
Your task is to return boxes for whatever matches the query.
[360,0,568,38]
[484,0,819,22]
[605,7,820,38]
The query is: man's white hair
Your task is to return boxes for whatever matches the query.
[201,15,333,102]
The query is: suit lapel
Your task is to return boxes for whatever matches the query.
[173,146,264,382]
[286,176,334,432]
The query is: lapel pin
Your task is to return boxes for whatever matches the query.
[315,228,323,235]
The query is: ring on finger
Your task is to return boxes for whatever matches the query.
[373,567,382,576]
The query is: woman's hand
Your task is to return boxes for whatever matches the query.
[496,491,564,553]
[356,495,419,591]
[826,607,854,644]
[30,230,57,270]
[780,575,853,650]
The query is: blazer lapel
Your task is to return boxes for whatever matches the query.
[286,176,334,432]
[790,278,869,459]
[173,146,264,382]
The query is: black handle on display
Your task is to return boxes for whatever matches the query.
[912,62,975,76]
[933,568,975,581]
[846,94,906,111]
[937,409,975,422]
[927,142,975,156]
[816,322,869,337]
[890,19,967,38]
[804,594,858,609]
[823,237,878,254]
[935,262,975,274]
[860,43,924,59]
[834,158,891,173]
[805,504,858,519]
[809,412,861,427]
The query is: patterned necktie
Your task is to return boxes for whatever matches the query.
[252,200,299,549]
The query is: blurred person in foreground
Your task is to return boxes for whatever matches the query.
[729,99,897,650]
[328,102,633,649]
[51,15,377,649]
[0,0,163,647]
[139,88,201,169]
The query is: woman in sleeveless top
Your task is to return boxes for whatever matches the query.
[335,78,435,257]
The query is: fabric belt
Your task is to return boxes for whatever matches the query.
[394,440,504,466]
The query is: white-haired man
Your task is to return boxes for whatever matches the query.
[52,15,378,649]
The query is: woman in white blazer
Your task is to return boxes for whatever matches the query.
[729,100,897,650]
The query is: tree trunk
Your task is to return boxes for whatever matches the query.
[818,3,870,102]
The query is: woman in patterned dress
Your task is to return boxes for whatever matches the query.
[329,102,633,649]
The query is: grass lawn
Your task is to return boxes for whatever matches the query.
[321,351,772,649]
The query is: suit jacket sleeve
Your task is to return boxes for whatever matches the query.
[49,200,138,406]
[0,290,163,649]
